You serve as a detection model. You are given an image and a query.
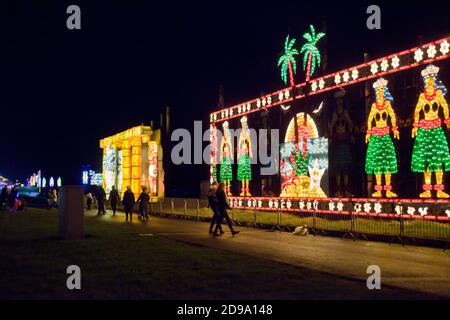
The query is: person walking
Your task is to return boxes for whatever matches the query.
[47,189,54,209]
[207,182,223,234]
[96,186,106,215]
[213,182,239,236]
[8,186,18,212]
[122,186,135,222]
[0,185,8,211]
[109,186,120,216]
[137,186,150,221]
[86,192,93,210]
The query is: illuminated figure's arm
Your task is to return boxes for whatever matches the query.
[437,90,450,128]
[228,137,234,162]
[386,101,400,139]
[247,134,253,158]
[412,94,425,138]
[365,104,376,143]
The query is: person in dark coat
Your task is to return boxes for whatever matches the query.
[96,186,106,215]
[213,182,239,236]
[122,186,135,222]
[137,186,150,221]
[109,186,120,216]
[86,192,93,210]
[0,185,8,211]
[207,182,222,234]
[8,186,18,212]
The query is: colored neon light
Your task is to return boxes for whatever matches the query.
[211,37,450,124]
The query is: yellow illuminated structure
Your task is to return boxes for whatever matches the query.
[99,125,164,199]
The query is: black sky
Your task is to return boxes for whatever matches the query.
[1,1,449,195]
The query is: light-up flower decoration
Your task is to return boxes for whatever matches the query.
[440,40,450,55]
[334,74,341,84]
[343,71,350,82]
[414,48,424,62]
[391,56,400,68]
[351,69,359,80]
[427,45,437,59]
[380,59,389,72]
[319,78,325,89]
[311,81,317,92]
[370,62,378,74]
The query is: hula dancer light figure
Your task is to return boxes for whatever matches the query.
[365,78,399,198]
[220,121,233,195]
[237,116,252,196]
[411,64,450,199]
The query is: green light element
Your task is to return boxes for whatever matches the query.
[277,35,299,87]
[300,25,325,81]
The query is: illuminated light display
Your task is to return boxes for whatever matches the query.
[210,36,450,124]
[411,64,450,198]
[82,171,89,185]
[300,25,325,82]
[42,177,47,188]
[208,34,450,223]
[219,121,233,195]
[57,177,62,188]
[209,124,218,184]
[49,177,54,188]
[280,113,328,198]
[278,35,299,87]
[100,125,164,198]
[237,116,252,196]
[365,78,399,198]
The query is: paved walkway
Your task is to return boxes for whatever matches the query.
[91,211,450,298]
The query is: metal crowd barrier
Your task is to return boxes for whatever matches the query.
[148,197,449,247]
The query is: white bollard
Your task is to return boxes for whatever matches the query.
[58,186,85,240]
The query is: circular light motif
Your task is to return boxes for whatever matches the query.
[257,99,261,108]
[334,74,341,84]
[380,59,389,72]
[427,45,437,58]
[267,96,272,105]
[278,92,284,101]
[370,63,378,74]
[351,69,359,80]
[440,40,450,55]
[311,81,318,92]
[284,90,290,99]
[391,56,400,69]
[414,48,424,62]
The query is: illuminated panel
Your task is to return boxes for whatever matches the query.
[229,196,450,221]
[211,37,450,124]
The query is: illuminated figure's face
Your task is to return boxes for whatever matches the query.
[376,88,385,102]
[425,76,436,92]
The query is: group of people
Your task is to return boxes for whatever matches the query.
[207,182,240,236]
[0,185,26,212]
[87,185,151,222]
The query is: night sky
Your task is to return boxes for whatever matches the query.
[1,1,449,196]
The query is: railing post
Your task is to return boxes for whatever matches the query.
[196,199,200,220]
[171,198,174,214]
[184,198,187,216]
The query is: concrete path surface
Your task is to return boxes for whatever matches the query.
[93,211,450,298]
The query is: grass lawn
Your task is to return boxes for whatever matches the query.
[0,208,440,299]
